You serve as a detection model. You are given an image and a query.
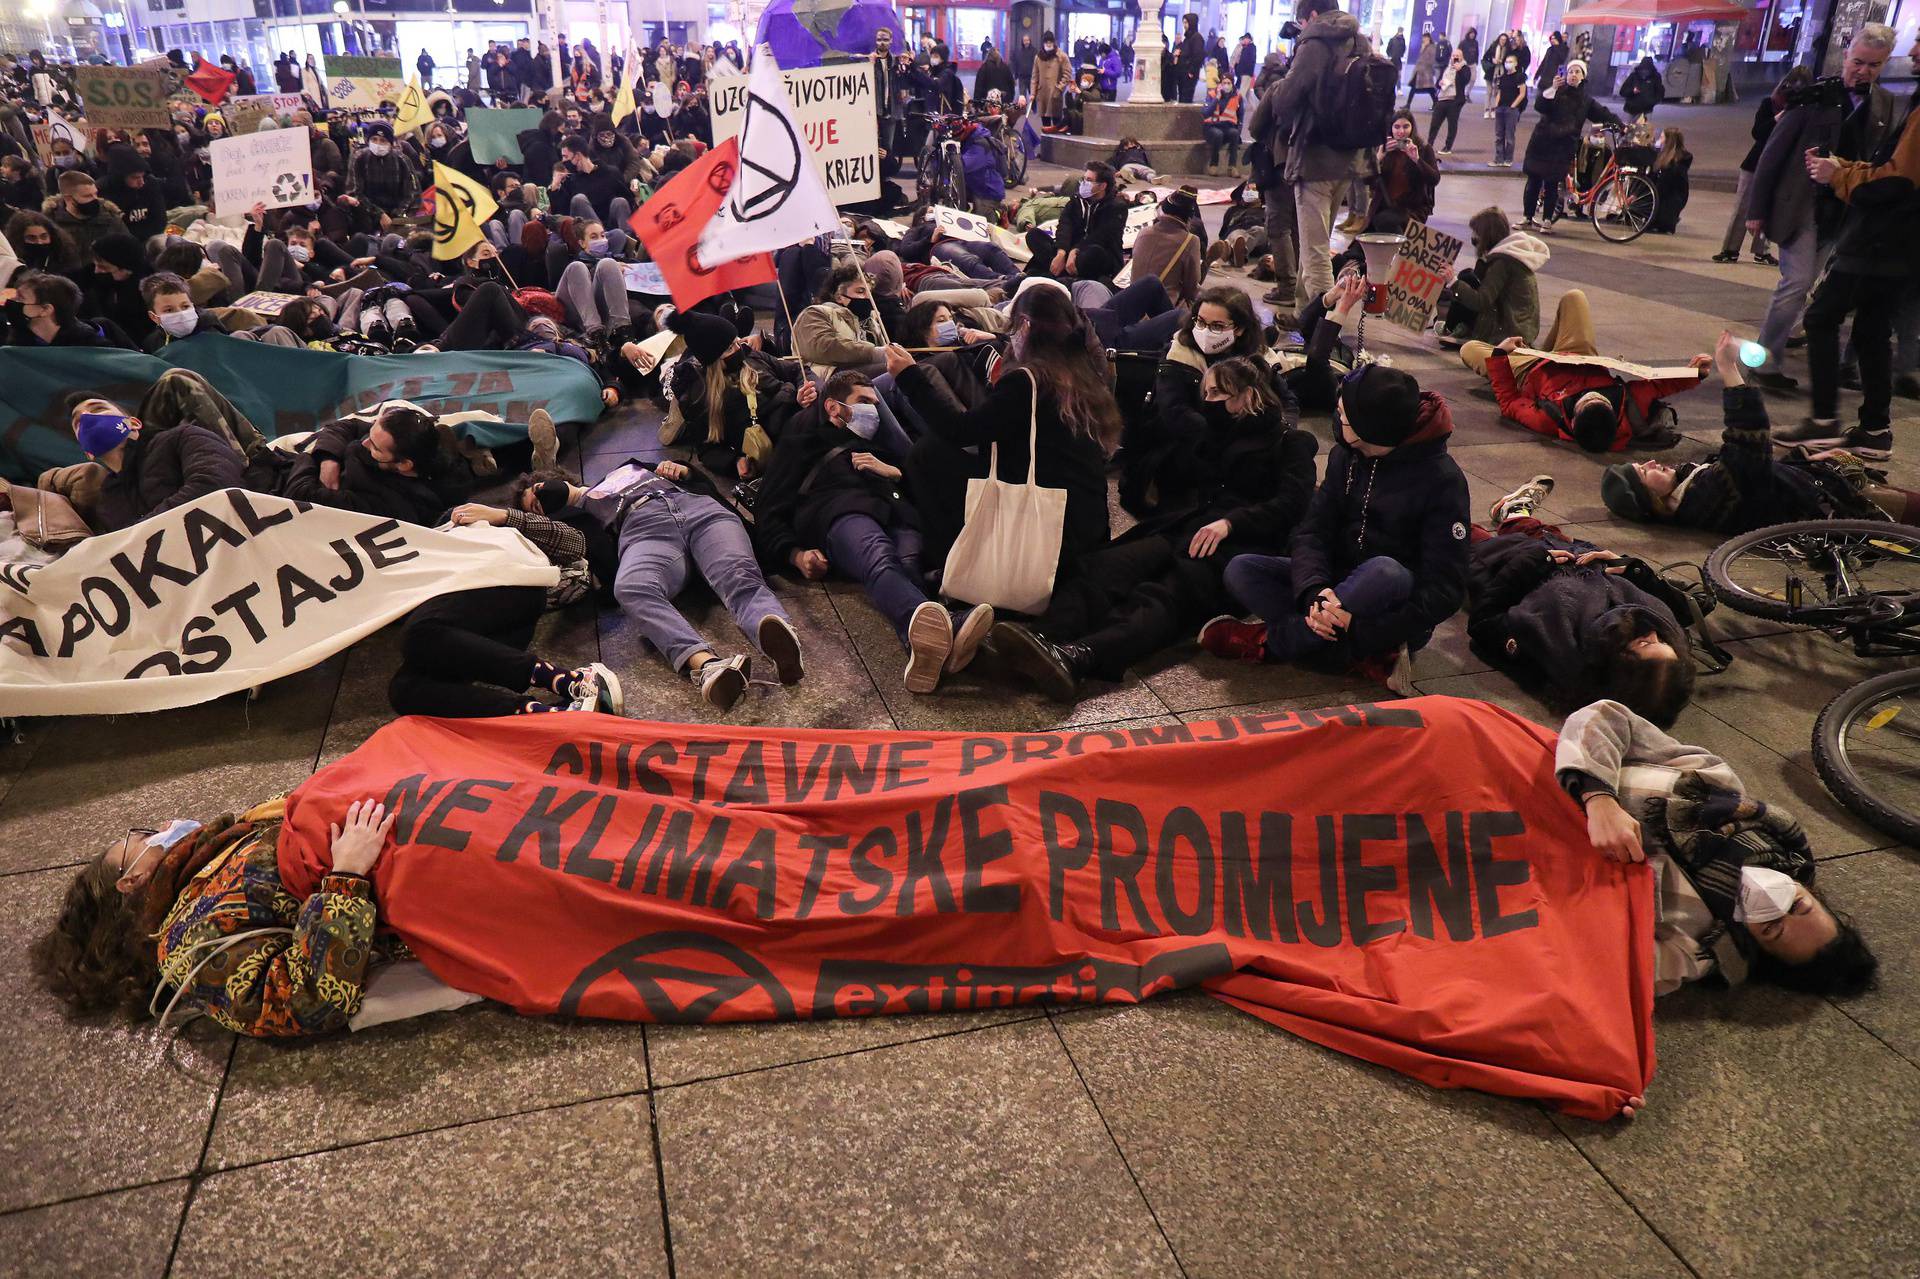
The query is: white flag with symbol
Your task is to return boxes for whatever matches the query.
[695,46,840,270]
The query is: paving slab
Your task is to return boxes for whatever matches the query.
[0,1180,188,1279]
[655,1018,1176,1278]
[0,869,227,1213]
[1058,994,1688,1277]
[1815,850,1920,1064]
[175,1095,668,1277]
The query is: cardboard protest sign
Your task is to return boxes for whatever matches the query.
[1381,220,1466,333]
[224,93,304,135]
[709,62,879,204]
[1122,199,1159,250]
[278,696,1658,1121]
[621,260,669,294]
[465,107,543,164]
[323,55,405,110]
[211,128,314,212]
[929,204,1033,264]
[231,291,303,315]
[33,109,85,165]
[1508,349,1705,383]
[74,62,174,128]
[0,490,557,716]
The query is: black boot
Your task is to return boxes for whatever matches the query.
[991,621,1090,703]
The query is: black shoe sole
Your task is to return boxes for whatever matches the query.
[990,622,1078,703]
[757,615,805,685]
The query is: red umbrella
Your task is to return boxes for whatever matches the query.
[1564,0,1750,24]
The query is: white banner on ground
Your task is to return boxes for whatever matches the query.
[211,128,315,212]
[707,57,878,207]
[0,489,558,717]
[1509,349,1705,383]
[929,203,1033,264]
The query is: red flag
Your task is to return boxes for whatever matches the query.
[278,696,1658,1121]
[186,56,237,106]
[628,136,775,311]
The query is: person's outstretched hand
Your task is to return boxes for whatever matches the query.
[1585,793,1644,863]
[329,799,396,877]
[1713,329,1745,387]
[883,343,916,377]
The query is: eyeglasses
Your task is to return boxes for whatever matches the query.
[1193,319,1237,334]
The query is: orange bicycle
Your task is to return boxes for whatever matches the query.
[1560,124,1657,243]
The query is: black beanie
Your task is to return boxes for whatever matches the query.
[1340,365,1423,448]
[669,307,737,365]
[1073,243,1118,280]
[91,232,146,276]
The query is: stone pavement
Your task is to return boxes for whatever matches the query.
[2,158,1917,1278]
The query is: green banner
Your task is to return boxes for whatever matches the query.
[0,338,606,483]
[323,55,404,80]
[465,107,544,164]
[73,63,174,128]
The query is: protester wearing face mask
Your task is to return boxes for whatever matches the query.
[63,398,244,534]
[8,270,109,348]
[344,121,419,218]
[1035,162,1126,280]
[1556,699,1878,999]
[755,369,993,695]
[794,261,891,380]
[140,272,225,352]
[549,134,632,225]
[1491,54,1528,167]
[4,210,77,285]
[99,155,169,244]
[47,170,129,259]
[1031,32,1069,131]
[661,307,809,479]
[82,231,153,347]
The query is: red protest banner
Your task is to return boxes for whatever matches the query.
[278,695,1657,1120]
[186,56,237,106]
[628,137,776,311]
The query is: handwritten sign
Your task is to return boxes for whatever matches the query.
[224,93,304,135]
[621,261,669,294]
[709,63,878,205]
[74,63,174,128]
[324,55,405,111]
[1382,219,1465,333]
[211,128,314,212]
[232,291,303,315]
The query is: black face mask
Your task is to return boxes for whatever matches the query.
[723,347,747,373]
[533,478,571,516]
[20,242,51,265]
[71,198,100,218]
[846,296,873,319]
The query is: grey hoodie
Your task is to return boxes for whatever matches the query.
[1248,10,1370,184]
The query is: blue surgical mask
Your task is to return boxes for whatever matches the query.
[934,319,960,344]
[587,237,610,256]
[845,402,880,439]
[1077,179,1094,199]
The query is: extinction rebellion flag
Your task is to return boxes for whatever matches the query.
[279,697,1659,1120]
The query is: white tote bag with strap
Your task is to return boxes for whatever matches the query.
[941,369,1068,616]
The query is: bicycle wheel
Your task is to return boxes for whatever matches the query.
[1705,519,1920,624]
[1590,171,1655,243]
[938,150,968,209]
[1814,668,1920,846]
[1005,128,1030,185]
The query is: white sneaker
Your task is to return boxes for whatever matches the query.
[567,662,624,714]
[528,407,559,472]
[697,653,750,711]
[904,600,953,694]
[946,603,994,674]
[757,614,805,685]
[1490,474,1555,525]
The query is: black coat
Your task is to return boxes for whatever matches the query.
[281,417,471,526]
[1053,192,1128,263]
[1127,399,1318,560]
[754,402,915,571]
[1287,393,1471,653]
[94,425,245,532]
[664,349,806,477]
[973,58,1016,102]
[895,361,1110,577]
[1467,531,1687,711]
[1620,62,1664,115]
[1671,387,1874,533]
[1523,83,1618,179]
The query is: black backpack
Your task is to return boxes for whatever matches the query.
[1311,45,1398,151]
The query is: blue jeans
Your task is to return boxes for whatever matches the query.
[1493,107,1520,164]
[825,512,927,642]
[1755,221,1830,371]
[612,489,788,671]
[1223,554,1415,661]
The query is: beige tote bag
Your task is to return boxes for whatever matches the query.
[941,369,1067,615]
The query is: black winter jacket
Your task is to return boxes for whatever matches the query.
[1670,387,1878,533]
[1127,398,1318,559]
[754,402,915,571]
[1288,392,1471,653]
[282,417,471,526]
[1053,192,1128,264]
[94,424,245,532]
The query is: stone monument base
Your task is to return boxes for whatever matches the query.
[1038,100,1209,180]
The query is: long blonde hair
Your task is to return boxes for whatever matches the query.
[1654,128,1687,172]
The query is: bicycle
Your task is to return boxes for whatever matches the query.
[1559,124,1657,244]
[914,111,970,209]
[1704,518,1920,844]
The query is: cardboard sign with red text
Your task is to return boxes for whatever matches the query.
[279,696,1658,1120]
[1382,220,1466,333]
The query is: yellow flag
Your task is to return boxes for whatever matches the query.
[432,160,498,261]
[394,74,432,134]
[611,50,638,126]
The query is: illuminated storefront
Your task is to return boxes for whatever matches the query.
[898,0,1009,66]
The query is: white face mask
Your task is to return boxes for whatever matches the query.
[844,402,880,439]
[1193,326,1235,355]
[369,140,392,156]
[288,243,312,263]
[156,309,198,338]
[1733,865,1800,924]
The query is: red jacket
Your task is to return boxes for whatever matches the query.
[1487,352,1704,451]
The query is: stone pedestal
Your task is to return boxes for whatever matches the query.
[1040,99,1208,179]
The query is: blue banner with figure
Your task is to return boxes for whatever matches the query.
[0,337,605,482]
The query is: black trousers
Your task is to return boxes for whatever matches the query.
[439,281,529,351]
[1431,97,1466,149]
[1806,268,1897,432]
[1038,534,1225,681]
[387,584,550,717]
